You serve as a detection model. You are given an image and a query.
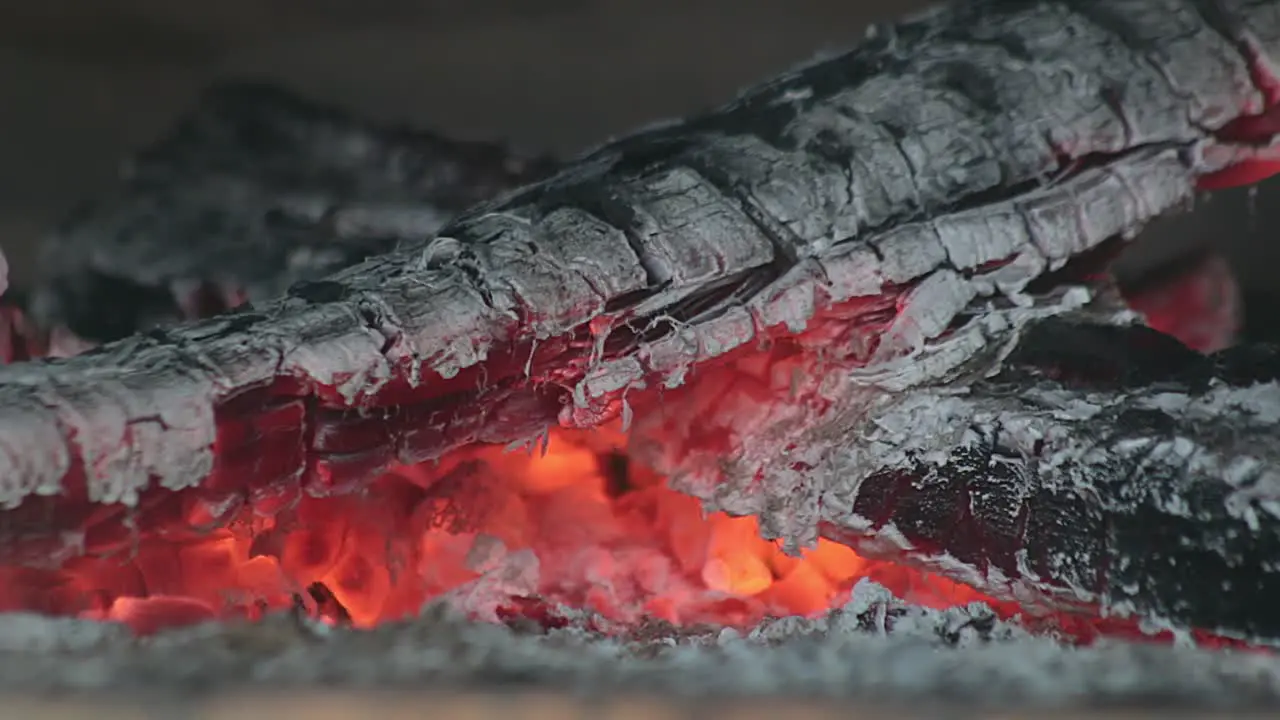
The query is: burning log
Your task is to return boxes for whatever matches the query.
[815,318,1280,643]
[0,0,1278,649]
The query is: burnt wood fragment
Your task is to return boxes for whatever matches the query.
[28,82,558,342]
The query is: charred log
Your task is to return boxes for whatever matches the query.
[2,0,1275,506]
[27,82,558,343]
[0,0,1278,642]
[815,319,1280,644]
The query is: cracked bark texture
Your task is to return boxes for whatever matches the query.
[27,82,558,342]
[814,319,1280,644]
[0,0,1279,638]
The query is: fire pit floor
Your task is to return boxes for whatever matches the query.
[2,583,1279,710]
[6,693,1280,720]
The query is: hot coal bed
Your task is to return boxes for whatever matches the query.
[4,0,1280,712]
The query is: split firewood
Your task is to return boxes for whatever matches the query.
[1,0,1279,643]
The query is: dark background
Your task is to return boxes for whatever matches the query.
[0,1,1273,316]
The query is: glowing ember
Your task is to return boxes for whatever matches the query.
[0,426,991,635]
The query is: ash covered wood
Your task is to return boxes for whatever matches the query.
[814,319,1280,643]
[0,0,1279,649]
[27,82,557,343]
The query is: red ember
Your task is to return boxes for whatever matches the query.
[0,424,994,635]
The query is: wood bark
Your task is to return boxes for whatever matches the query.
[0,0,1279,640]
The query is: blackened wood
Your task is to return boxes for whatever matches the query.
[28,82,558,342]
[3,0,1272,504]
[816,320,1280,644]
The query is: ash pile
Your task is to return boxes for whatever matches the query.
[3,580,1280,708]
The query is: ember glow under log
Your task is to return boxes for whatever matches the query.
[0,424,992,636]
[0,283,1007,634]
[1,0,1280,653]
[0,295,1276,647]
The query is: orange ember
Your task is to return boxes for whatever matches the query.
[0,425,992,635]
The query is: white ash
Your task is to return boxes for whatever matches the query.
[1,581,1280,708]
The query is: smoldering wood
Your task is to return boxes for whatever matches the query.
[0,0,1270,507]
[813,319,1280,643]
[0,0,1279,642]
[27,82,558,342]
